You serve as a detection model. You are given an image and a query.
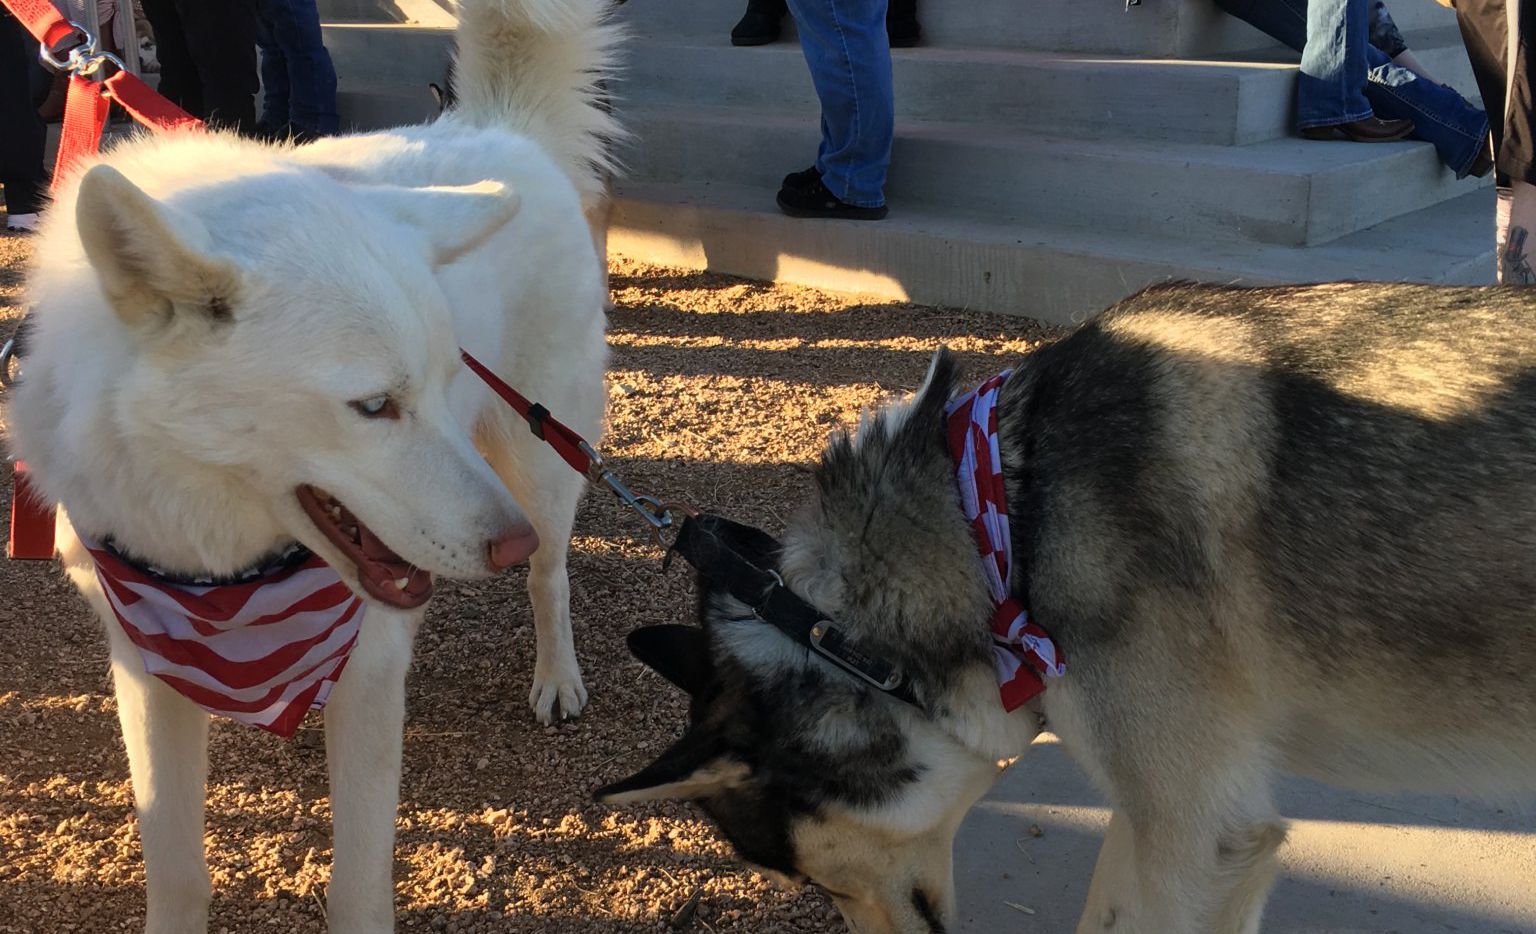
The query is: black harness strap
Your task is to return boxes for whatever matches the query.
[670,513,921,708]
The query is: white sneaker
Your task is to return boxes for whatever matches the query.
[4,213,39,232]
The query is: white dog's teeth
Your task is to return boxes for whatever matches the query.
[395,577,409,589]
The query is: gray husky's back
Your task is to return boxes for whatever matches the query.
[1008,282,1536,798]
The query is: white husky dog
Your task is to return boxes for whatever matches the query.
[5,0,620,929]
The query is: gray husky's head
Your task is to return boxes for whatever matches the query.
[599,354,1010,934]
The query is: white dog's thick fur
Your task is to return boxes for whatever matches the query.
[6,0,622,930]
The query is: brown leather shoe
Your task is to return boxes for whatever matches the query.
[1300,116,1415,142]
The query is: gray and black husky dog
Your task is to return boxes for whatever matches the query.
[598,282,1536,934]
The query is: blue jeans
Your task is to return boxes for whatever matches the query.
[255,0,338,135]
[784,0,893,207]
[1218,0,1491,176]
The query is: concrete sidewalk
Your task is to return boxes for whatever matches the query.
[954,737,1534,933]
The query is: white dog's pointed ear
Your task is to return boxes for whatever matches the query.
[368,180,521,267]
[595,737,749,805]
[75,165,243,327]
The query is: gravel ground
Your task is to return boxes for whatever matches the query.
[0,230,1058,933]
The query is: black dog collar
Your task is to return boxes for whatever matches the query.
[669,513,921,708]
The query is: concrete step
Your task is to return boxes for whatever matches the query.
[317,0,453,25]
[608,180,1495,325]
[617,106,1484,247]
[321,22,454,83]
[629,41,1300,146]
[319,21,1481,146]
[616,0,1459,56]
[334,79,440,129]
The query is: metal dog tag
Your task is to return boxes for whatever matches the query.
[808,623,903,692]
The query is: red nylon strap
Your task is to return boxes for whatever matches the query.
[103,70,202,131]
[4,0,76,49]
[8,462,56,559]
[459,349,595,476]
[52,75,110,190]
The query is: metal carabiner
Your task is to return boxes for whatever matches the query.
[0,335,19,390]
[38,21,94,73]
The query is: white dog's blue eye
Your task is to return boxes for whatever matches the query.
[349,395,400,419]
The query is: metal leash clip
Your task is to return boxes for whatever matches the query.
[578,441,690,549]
[39,21,124,78]
[1,337,22,390]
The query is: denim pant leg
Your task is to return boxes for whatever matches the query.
[1215,0,1490,172]
[256,0,339,135]
[256,17,290,127]
[1364,46,1490,176]
[784,0,893,207]
[1297,0,1374,127]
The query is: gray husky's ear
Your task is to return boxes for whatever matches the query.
[627,625,711,695]
[363,180,520,267]
[910,347,960,428]
[76,165,243,327]
[595,735,749,805]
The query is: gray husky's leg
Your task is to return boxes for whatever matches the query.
[1077,768,1282,934]
[1211,814,1288,934]
[325,609,414,933]
[109,634,212,934]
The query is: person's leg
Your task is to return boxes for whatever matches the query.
[173,0,259,132]
[1457,0,1536,282]
[257,0,338,136]
[782,0,893,209]
[139,0,201,117]
[1296,0,1374,128]
[1364,44,1491,175]
[0,12,47,226]
[887,0,919,48]
[1502,0,1536,282]
[255,15,291,130]
[733,0,788,46]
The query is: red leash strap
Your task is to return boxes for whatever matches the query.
[8,462,56,559]
[459,349,597,476]
[103,69,203,131]
[5,0,76,48]
[54,75,111,187]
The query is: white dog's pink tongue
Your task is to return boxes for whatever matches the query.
[489,526,540,570]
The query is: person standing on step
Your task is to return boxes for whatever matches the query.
[139,0,261,132]
[770,0,896,220]
[0,9,46,233]
[254,0,340,142]
[1216,0,1491,174]
[733,0,921,49]
[1441,0,1536,283]
[1216,0,1415,141]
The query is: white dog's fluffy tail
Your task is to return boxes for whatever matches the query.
[450,0,625,205]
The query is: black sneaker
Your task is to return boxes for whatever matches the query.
[731,0,788,45]
[777,176,888,220]
[781,165,821,192]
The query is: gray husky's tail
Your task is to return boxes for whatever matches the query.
[449,0,625,205]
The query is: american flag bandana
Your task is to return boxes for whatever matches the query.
[81,536,364,737]
[944,371,1065,710]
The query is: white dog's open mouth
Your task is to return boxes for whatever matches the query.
[297,484,434,609]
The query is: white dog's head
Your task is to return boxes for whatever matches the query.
[13,154,537,608]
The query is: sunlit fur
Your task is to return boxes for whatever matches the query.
[603,282,1536,934]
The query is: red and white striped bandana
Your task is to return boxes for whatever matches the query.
[945,371,1065,710]
[82,537,364,737]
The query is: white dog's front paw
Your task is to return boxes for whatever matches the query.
[529,661,588,724]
